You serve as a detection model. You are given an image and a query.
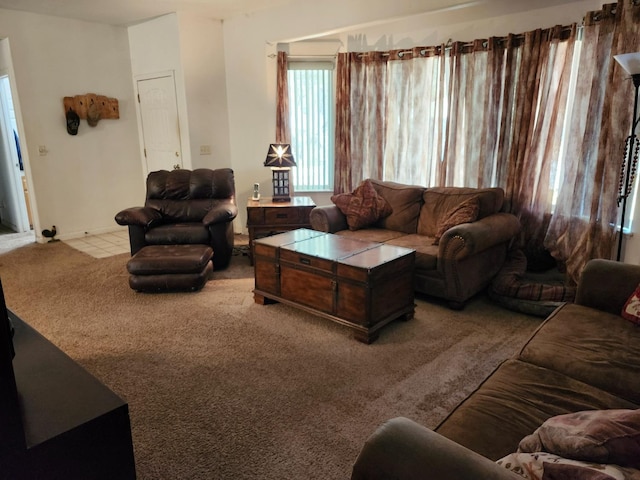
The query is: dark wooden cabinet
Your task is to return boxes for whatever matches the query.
[246,196,315,265]
[0,277,136,480]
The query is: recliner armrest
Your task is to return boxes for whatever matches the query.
[309,205,348,233]
[438,213,520,260]
[351,417,521,480]
[202,202,238,226]
[115,207,163,228]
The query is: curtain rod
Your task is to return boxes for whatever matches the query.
[356,24,580,59]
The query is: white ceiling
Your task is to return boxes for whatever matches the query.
[0,0,299,26]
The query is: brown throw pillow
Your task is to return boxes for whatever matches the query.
[433,197,480,245]
[621,284,640,326]
[331,180,393,231]
[518,409,640,469]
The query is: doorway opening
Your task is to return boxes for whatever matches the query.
[0,74,34,251]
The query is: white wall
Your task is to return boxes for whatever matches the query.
[128,14,192,173]
[177,13,231,169]
[128,13,231,173]
[0,9,142,241]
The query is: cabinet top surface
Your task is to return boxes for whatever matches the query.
[247,196,315,208]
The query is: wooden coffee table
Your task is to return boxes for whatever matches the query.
[253,229,415,343]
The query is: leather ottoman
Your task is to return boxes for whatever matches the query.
[127,244,213,292]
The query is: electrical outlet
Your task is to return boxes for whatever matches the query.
[199,145,212,155]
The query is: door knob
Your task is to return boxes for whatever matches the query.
[175,152,179,157]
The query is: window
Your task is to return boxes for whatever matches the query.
[287,60,335,192]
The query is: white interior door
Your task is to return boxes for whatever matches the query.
[0,75,29,233]
[136,74,182,173]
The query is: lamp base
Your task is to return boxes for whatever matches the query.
[271,168,292,203]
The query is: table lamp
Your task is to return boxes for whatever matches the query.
[264,143,296,202]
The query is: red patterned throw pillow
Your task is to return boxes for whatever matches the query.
[622,284,640,326]
[331,180,393,231]
[433,197,480,245]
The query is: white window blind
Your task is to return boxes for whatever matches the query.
[287,60,335,192]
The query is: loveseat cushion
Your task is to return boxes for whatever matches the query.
[369,180,425,234]
[435,359,639,461]
[418,187,504,237]
[517,303,640,405]
[385,234,438,270]
[335,228,406,244]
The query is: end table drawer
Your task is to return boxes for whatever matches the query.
[265,208,306,225]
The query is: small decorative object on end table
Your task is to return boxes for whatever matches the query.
[246,196,315,265]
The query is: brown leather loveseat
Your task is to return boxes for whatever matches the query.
[310,180,521,307]
[115,168,238,270]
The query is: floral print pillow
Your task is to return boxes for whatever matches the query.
[497,452,640,480]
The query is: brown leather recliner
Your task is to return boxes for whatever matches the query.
[115,168,238,270]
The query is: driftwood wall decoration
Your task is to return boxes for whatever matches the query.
[63,94,119,130]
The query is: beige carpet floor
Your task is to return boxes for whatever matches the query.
[0,241,541,479]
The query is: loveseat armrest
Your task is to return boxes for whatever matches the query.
[575,259,640,314]
[309,205,348,233]
[351,417,521,480]
[439,213,520,260]
[202,202,238,226]
[115,207,163,228]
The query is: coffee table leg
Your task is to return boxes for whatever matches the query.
[354,330,378,344]
[254,293,277,305]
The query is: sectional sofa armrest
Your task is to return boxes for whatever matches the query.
[575,259,640,314]
[351,417,521,480]
[309,205,348,233]
[202,202,238,226]
[115,206,163,228]
[438,213,521,260]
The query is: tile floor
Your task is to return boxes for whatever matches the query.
[63,230,130,258]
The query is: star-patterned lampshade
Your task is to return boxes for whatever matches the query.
[264,144,296,167]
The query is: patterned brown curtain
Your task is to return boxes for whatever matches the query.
[502,26,578,261]
[335,52,388,193]
[546,0,640,282]
[334,53,353,194]
[275,51,290,143]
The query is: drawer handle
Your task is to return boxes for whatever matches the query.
[299,257,311,265]
[276,213,288,218]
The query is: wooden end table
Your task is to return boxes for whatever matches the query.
[246,196,315,265]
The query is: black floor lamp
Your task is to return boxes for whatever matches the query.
[614,52,640,261]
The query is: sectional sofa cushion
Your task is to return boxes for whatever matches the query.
[435,359,639,461]
[517,303,640,405]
